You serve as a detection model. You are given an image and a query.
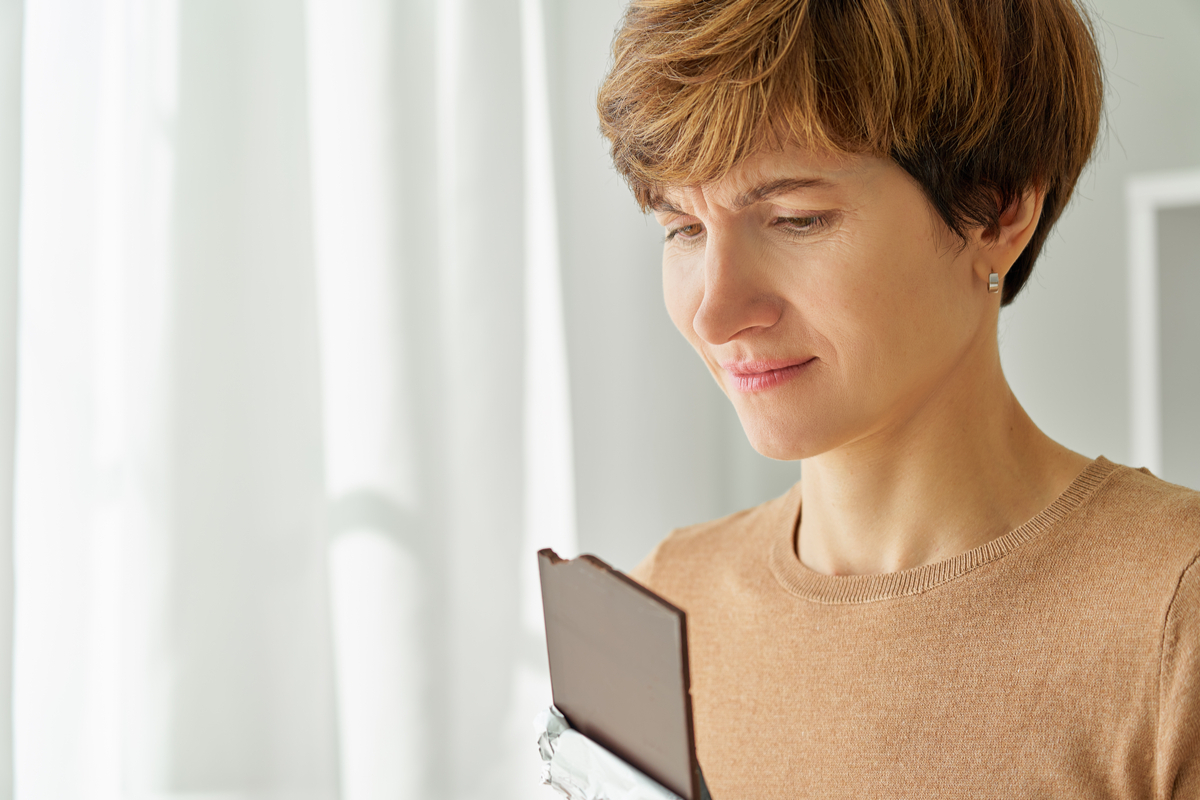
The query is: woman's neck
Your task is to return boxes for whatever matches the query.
[797,343,1091,577]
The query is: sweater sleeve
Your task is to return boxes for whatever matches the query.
[1158,553,1200,799]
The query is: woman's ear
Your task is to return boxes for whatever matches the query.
[974,188,1045,287]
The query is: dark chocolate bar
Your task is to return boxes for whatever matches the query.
[538,549,707,800]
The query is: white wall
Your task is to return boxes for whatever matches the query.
[1000,0,1200,470]
[1160,204,1200,490]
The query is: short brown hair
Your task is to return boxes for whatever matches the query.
[597,0,1104,305]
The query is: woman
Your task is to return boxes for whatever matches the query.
[596,0,1199,797]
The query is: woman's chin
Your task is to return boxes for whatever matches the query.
[737,413,830,462]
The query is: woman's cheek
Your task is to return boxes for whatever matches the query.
[662,253,704,343]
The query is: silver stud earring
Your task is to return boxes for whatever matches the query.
[988,273,1000,294]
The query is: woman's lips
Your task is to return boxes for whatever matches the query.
[721,358,816,393]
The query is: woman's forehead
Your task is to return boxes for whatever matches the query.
[652,148,881,213]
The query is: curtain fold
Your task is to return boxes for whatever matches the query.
[16,0,340,796]
[305,0,418,795]
[0,1,19,798]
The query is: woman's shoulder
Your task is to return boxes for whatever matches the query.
[1067,458,1200,596]
[1087,459,1200,550]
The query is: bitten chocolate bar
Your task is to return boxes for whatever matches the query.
[538,549,708,800]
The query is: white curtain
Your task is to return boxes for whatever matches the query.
[0,0,800,798]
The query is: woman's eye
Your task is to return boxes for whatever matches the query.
[665,223,704,242]
[776,215,826,235]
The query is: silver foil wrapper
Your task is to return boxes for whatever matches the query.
[535,706,685,800]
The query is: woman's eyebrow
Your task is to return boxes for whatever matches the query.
[733,177,832,209]
[650,176,833,215]
[649,197,685,215]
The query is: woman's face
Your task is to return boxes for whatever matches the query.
[653,146,999,460]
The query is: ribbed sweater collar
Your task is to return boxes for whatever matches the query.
[768,456,1121,604]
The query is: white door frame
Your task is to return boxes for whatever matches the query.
[1127,168,1200,475]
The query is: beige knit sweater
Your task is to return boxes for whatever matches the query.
[630,457,1200,799]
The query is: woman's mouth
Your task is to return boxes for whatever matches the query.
[721,358,816,393]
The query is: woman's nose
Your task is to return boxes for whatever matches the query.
[691,232,783,345]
